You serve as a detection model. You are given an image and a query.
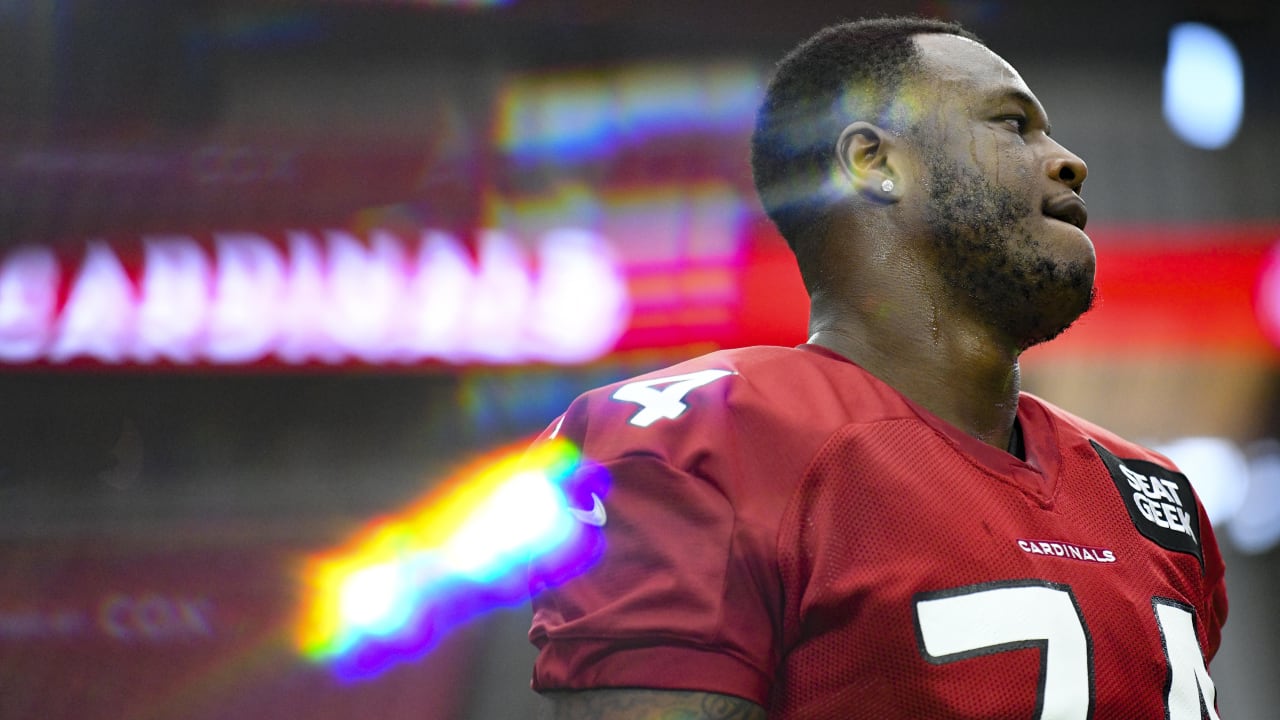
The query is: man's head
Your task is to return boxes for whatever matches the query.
[751,17,977,248]
[751,17,1095,349]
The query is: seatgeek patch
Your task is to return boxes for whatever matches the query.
[1090,440,1203,567]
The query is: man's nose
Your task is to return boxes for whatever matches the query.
[1047,142,1088,193]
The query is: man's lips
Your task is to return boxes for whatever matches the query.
[1043,194,1089,230]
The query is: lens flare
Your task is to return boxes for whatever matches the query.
[294,437,604,679]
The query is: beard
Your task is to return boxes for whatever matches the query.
[921,153,1095,350]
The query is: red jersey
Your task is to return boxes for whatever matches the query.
[529,345,1227,719]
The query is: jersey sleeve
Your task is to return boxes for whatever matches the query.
[1196,486,1229,665]
[1077,420,1231,669]
[1125,442,1229,666]
[527,369,784,706]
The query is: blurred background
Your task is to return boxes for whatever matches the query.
[1,0,1277,717]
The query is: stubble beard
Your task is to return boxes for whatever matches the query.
[922,154,1095,350]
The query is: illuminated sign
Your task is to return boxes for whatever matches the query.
[3,224,1277,368]
[0,228,629,366]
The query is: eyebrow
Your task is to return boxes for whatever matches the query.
[999,88,1053,136]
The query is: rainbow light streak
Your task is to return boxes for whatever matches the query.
[295,438,606,679]
[495,63,761,164]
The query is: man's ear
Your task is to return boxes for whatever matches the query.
[836,121,902,203]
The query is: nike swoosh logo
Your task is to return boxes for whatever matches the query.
[568,493,607,527]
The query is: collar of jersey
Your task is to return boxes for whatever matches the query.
[797,343,1063,504]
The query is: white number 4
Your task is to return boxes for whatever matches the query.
[611,369,734,427]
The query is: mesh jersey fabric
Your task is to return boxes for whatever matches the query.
[528,344,1227,719]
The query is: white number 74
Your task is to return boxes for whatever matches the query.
[915,581,1218,720]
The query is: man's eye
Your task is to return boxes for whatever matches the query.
[1000,116,1027,133]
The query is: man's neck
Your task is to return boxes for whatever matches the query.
[808,313,1023,453]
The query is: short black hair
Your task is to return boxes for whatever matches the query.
[750,17,982,255]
